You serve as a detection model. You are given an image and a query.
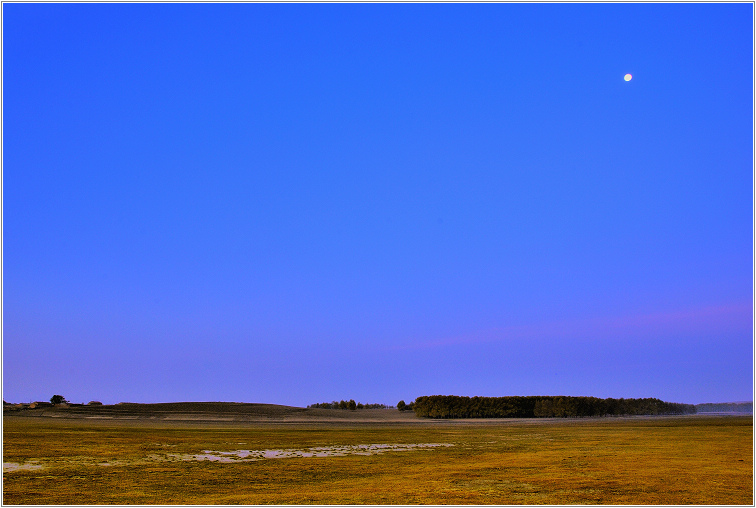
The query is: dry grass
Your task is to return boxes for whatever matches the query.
[3,414,752,504]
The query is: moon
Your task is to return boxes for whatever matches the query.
[624,74,633,81]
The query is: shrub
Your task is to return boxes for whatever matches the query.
[50,395,68,405]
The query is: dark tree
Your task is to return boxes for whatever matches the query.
[397,400,406,411]
[50,395,68,405]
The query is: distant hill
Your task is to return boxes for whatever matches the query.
[695,402,753,414]
[2,401,413,424]
[3,401,308,418]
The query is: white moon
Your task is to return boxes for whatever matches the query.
[624,74,633,81]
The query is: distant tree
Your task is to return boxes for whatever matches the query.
[348,399,357,410]
[339,400,348,409]
[357,402,364,409]
[397,400,406,411]
[50,395,68,405]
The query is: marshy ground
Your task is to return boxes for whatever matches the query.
[3,404,752,504]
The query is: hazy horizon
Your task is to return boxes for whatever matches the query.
[3,3,752,407]
[4,397,754,408]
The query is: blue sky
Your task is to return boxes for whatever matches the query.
[3,3,752,406]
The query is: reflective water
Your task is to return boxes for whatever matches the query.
[3,443,453,472]
[3,461,43,472]
[186,443,453,462]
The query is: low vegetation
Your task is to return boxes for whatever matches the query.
[2,415,751,504]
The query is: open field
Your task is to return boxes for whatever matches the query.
[3,405,753,504]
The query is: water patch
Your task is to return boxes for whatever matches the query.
[4,461,44,472]
[97,460,129,467]
[178,443,453,463]
[4,443,454,472]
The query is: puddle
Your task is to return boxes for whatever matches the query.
[174,443,453,463]
[4,461,44,472]
[3,443,454,472]
[97,460,129,467]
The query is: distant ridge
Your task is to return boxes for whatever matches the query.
[108,401,304,412]
[695,402,752,414]
[2,400,412,424]
[4,401,308,418]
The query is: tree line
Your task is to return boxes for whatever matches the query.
[307,400,392,410]
[403,395,696,418]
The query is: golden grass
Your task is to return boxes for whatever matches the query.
[3,415,752,504]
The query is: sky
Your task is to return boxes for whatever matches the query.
[3,3,753,407]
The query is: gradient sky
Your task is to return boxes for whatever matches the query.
[3,3,752,407]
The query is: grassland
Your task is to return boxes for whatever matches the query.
[3,410,752,504]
